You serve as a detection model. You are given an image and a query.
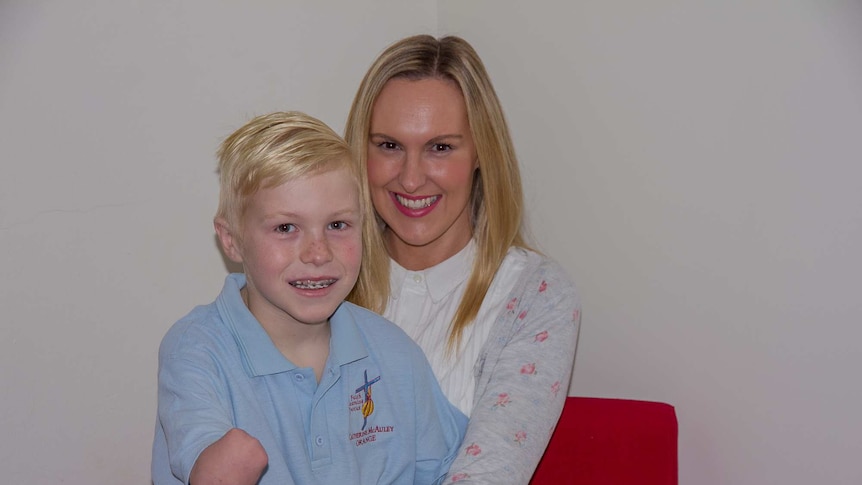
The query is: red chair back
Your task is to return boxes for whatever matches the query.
[530,397,678,485]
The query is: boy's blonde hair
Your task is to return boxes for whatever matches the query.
[216,111,388,310]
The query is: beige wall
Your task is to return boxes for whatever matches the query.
[3,1,861,484]
[0,1,435,483]
[440,1,862,484]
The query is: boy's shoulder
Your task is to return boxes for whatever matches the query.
[338,301,405,333]
[336,302,422,351]
[158,301,226,359]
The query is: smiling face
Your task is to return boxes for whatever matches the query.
[216,165,362,334]
[367,77,479,270]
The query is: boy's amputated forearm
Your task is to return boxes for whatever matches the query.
[189,428,268,485]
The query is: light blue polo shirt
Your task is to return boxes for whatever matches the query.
[152,273,466,485]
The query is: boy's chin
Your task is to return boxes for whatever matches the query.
[289,301,346,326]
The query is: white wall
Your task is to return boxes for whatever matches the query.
[4,1,862,484]
[440,1,862,484]
[0,1,435,483]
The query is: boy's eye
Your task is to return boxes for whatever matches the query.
[328,221,349,230]
[275,223,296,233]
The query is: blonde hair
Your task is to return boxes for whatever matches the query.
[216,111,388,310]
[345,35,530,350]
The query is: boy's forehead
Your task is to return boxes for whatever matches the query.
[249,167,360,213]
[264,159,357,186]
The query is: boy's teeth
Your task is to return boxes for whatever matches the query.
[396,194,438,209]
[291,279,335,290]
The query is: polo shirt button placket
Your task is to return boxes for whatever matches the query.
[315,435,324,447]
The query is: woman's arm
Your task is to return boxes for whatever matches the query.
[445,259,581,484]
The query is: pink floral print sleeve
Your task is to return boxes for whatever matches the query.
[445,251,581,484]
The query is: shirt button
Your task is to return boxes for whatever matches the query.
[294,373,304,382]
[412,274,423,283]
[315,436,324,447]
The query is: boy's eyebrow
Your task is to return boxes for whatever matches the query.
[262,207,359,220]
[327,207,360,218]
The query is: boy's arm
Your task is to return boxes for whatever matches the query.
[155,335,268,484]
[189,428,268,485]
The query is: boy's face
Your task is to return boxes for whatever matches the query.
[216,165,362,333]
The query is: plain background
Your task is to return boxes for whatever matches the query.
[2,1,860,484]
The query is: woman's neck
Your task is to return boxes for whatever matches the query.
[384,229,472,271]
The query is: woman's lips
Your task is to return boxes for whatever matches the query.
[391,192,440,217]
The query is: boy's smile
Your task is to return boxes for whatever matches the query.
[216,165,362,337]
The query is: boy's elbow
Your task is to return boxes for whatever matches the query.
[225,428,268,470]
[189,428,268,485]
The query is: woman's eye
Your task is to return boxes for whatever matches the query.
[328,221,349,230]
[380,141,398,150]
[432,143,452,152]
[275,224,296,233]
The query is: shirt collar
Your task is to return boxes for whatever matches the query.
[328,303,369,366]
[389,239,475,303]
[217,274,368,377]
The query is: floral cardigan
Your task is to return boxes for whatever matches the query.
[445,250,581,484]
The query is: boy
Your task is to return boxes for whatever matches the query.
[152,112,466,485]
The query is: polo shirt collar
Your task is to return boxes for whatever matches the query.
[390,239,475,303]
[216,274,368,377]
[328,303,369,367]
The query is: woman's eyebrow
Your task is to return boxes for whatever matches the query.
[368,132,404,145]
[427,134,463,144]
[369,133,463,142]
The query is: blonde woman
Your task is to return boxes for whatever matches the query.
[345,35,581,484]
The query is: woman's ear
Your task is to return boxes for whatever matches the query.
[214,217,244,264]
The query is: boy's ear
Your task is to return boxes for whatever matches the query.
[214,217,244,264]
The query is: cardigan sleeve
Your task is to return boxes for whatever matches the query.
[444,257,581,484]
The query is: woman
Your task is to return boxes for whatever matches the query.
[345,35,580,484]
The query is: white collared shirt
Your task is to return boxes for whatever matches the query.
[384,240,528,416]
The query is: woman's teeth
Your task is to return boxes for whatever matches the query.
[396,194,438,209]
[291,279,336,290]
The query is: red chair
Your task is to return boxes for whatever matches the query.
[530,397,678,485]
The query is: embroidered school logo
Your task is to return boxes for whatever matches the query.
[355,369,380,430]
[348,369,394,447]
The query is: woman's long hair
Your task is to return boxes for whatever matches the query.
[344,35,530,351]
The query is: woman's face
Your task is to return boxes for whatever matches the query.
[367,77,478,269]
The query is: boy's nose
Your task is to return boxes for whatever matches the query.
[300,236,334,265]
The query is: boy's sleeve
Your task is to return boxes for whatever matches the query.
[153,328,234,484]
[412,350,469,485]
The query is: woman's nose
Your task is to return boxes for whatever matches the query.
[398,152,426,193]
